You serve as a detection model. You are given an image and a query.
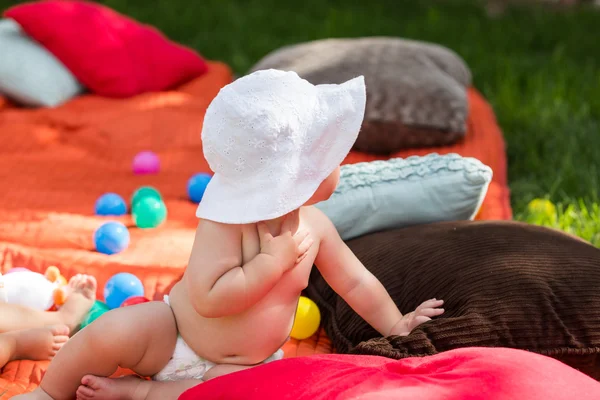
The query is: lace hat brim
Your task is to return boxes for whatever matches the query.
[196,73,366,224]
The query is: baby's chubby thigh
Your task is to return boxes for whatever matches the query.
[113,301,177,376]
[89,300,179,376]
[24,301,178,400]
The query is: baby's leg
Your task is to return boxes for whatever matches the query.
[0,325,69,368]
[0,303,63,332]
[13,301,177,400]
[76,375,200,400]
[75,364,263,400]
[0,274,96,333]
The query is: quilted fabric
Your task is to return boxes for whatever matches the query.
[0,360,47,397]
[4,0,208,97]
[250,37,471,153]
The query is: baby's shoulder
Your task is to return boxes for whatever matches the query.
[300,206,337,238]
[301,205,327,221]
[196,218,243,239]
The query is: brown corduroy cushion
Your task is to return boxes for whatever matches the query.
[305,221,600,379]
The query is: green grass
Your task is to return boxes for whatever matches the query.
[1,0,599,241]
[521,198,600,246]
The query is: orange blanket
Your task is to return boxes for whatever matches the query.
[0,62,511,396]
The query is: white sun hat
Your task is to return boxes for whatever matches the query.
[196,69,366,224]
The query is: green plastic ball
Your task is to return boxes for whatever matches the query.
[80,300,110,329]
[131,186,162,208]
[132,197,167,228]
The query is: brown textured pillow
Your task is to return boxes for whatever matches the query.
[250,37,471,153]
[305,221,600,379]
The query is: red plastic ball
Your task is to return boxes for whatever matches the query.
[120,296,150,307]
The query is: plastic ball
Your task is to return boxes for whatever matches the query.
[131,186,162,208]
[94,221,130,255]
[525,198,557,226]
[94,193,127,216]
[93,221,130,255]
[80,300,110,329]
[132,197,167,229]
[5,267,29,274]
[121,296,150,307]
[187,173,212,203]
[104,272,145,309]
[132,151,160,175]
[290,296,321,340]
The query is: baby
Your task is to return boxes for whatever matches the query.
[16,70,444,400]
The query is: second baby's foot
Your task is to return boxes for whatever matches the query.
[58,274,97,332]
[76,375,150,400]
[2,325,69,363]
[6,328,68,399]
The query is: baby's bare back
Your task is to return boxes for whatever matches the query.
[168,207,322,365]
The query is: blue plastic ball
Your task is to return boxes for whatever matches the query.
[104,272,145,309]
[94,193,127,216]
[93,221,130,255]
[187,173,212,203]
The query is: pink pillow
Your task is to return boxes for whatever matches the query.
[179,347,600,400]
[4,0,208,97]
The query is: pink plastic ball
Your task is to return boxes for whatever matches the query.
[132,151,160,175]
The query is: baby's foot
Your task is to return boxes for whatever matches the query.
[2,325,69,363]
[76,375,150,400]
[58,274,97,332]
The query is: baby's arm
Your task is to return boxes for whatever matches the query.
[186,212,311,318]
[312,210,443,336]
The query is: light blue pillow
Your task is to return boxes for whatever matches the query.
[316,153,492,241]
[0,19,83,107]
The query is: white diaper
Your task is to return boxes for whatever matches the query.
[153,295,284,382]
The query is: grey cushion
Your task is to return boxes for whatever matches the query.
[0,18,83,107]
[250,37,471,153]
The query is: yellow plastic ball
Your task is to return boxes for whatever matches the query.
[290,296,321,340]
[527,198,556,217]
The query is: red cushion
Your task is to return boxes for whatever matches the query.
[179,347,600,400]
[4,0,208,97]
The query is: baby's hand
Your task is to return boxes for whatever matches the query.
[388,299,445,337]
[258,211,313,271]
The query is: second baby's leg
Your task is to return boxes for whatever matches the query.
[21,301,177,400]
